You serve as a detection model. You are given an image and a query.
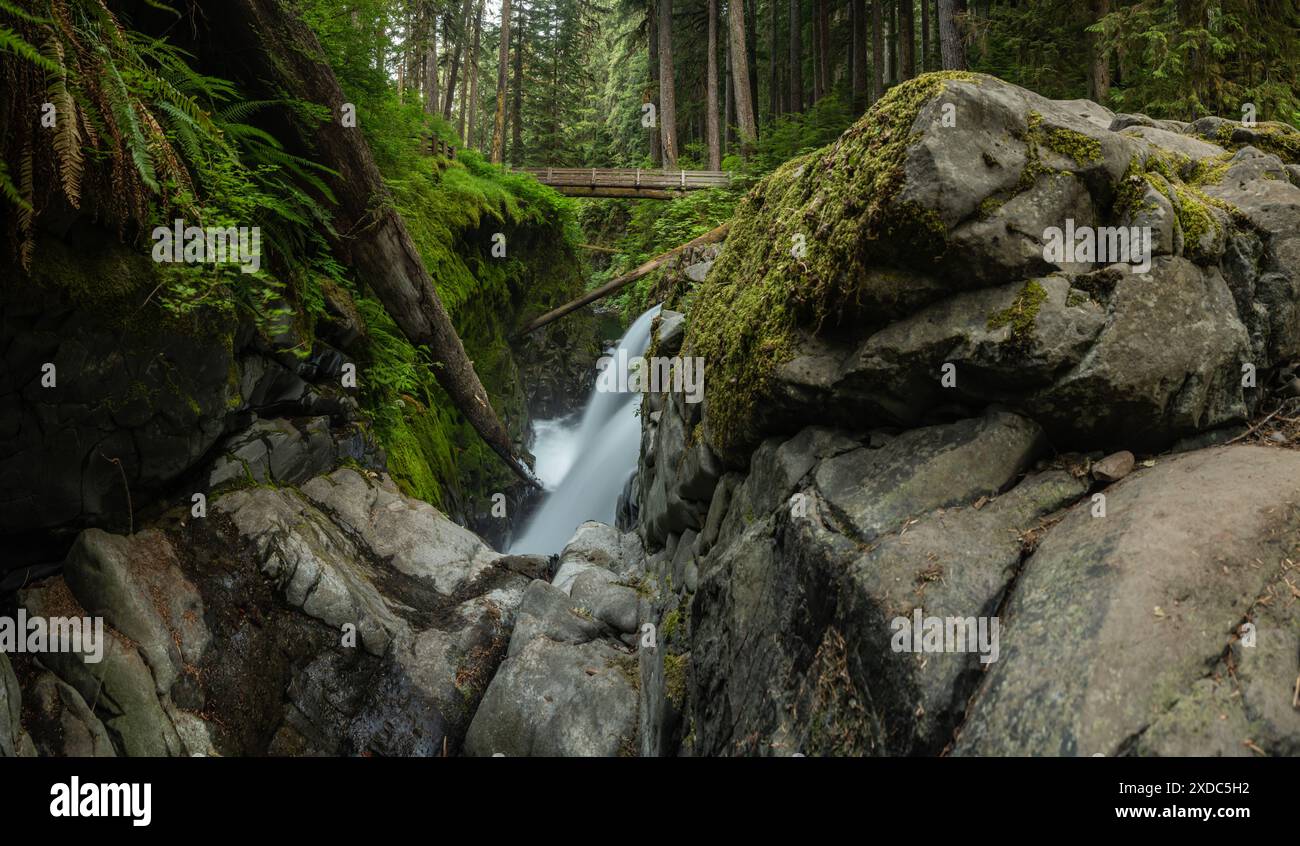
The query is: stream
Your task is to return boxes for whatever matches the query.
[508,304,661,554]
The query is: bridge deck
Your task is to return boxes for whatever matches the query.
[516,167,730,198]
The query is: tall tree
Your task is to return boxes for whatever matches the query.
[938,0,965,70]
[852,0,868,108]
[789,0,803,111]
[491,0,511,163]
[424,4,440,116]
[649,4,662,166]
[871,0,883,101]
[920,0,929,72]
[707,0,722,168]
[1088,0,1111,102]
[728,0,758,153]
[816,0,830,97]
[443,0,472,122]
[464,0,483,145]
[510,2,524,163]
[899,0,915,80]
[658,0,679,168]
[768,0,780,122]
[746,0,759,123]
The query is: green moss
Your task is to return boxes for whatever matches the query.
[608,654,640,692]
[1065,290,1089,308]
[685,71,976,461]
[1187,151,1235,186]
[978,195,1006,219]
[1044,127,1102,163]
[664,653,688,709]
[987,279,1048,348]
[1209,121,1300,165]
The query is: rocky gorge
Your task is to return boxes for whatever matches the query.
[4,72,1300,757]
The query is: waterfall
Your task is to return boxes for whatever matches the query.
[508,304,661,554]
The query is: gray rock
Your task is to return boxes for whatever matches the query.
[953,446,1300,756]
[26,671,116,757]
[0,652,32,758]
[463,637,639,757]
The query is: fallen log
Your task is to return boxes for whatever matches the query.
[516,222,730,337]
[214,0,537,486]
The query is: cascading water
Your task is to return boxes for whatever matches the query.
[508,304,662,554]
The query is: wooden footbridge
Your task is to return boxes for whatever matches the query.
[514,167,731,199]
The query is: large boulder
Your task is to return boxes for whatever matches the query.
[681,73,1300,461]
[953,446,1300,756]
[464,525,644,756]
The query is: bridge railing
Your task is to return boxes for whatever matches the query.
[516,167,730,190]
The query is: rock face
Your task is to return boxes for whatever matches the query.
[8,469,539,757]
[623,73,1300,757]
[0,233,375,569]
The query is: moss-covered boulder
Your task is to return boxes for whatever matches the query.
[683,73,1300,462]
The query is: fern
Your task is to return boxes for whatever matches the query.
[43,33,83,207]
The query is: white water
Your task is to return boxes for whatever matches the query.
[508,304,661,554]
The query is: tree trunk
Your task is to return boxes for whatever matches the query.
[1088,0,1111,102]
[789,0,803,111]
[728,0,758,153]
[465,0,483,146]
[899,0,914,80]
[768,0,779,122]
[811,0,823,101]
[724,20,734,153]
[816,0,831,97]
[425,3,440,116]
[517,224,731,336]
[491,0,510,163]
[938,0,965,70]
[886,0,896,84]
[649,4,662,166]
[852,0,867,108]
[871,0,883,102]
[658,0,679,168]
[707,0,722,168]
[457,0,478,140]
[443,0,474,122]
[510,5,524,164]
[217,0,536,484]
[920,0,929,72]
[745,0,759,125]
